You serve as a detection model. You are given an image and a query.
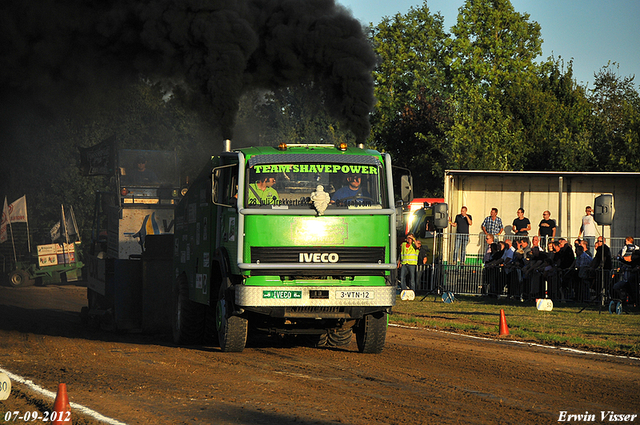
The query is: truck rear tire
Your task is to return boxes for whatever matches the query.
[216,279,247,352]
[355,311,387,354]
[304,332,328,348]
[172,274,205,345]
[8,270,35,288]
[327,328,353,347]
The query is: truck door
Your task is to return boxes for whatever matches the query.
[212,157,239,276]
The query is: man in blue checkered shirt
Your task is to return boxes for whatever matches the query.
[482,207,504,236]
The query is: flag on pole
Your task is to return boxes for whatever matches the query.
[50,220,61,242]
[7,195,28,223]
[0,197,8,243]
[1,195,30,250]
[50,205,80,243]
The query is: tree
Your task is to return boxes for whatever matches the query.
[513,58,594,171]
[238,82,356,148]
[589,63,640,171]
[447,0,543,170]
[0,80,222,249]
[369,2,451,196]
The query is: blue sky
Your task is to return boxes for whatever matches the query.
[339,0,640,89]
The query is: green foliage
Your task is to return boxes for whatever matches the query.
[589,63,640,171]
[449,0,542,95]
[235,82,356,147]
[447,0,542,170]
[513,58,594,171]
[448,87,525,170]
[371,3,450,133]
[370,2,451,196]
[0,80,221,249]
[370,0,639,195]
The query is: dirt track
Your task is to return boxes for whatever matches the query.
[1,284,639,425]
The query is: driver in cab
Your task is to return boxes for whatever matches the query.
[332,173,370,203]
[247,173,279,205]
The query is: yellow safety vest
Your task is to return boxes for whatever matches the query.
[401,242,419,265]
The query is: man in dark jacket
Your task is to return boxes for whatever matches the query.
[590,237,612,270]
[556,239,575,301]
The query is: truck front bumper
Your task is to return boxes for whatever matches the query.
[235,285,396,308]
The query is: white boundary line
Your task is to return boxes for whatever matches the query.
[389,324,640,362]
[0,365,127,425]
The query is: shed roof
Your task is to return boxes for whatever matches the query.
[445,170,640,178]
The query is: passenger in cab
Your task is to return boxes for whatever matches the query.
[332,173,370,203]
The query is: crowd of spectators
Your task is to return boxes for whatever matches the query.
[437,205,640,305]
[481,234,640,303]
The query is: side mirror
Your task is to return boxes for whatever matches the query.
[401,175,413,203]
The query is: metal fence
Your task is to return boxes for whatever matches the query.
[408,233,638,303]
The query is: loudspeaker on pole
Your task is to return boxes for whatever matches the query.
[594,194,614,225]
[433,203,448,230]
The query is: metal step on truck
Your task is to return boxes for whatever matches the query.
[172,141,399,353]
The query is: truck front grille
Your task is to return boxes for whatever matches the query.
[251,246,385,263]
[250,246,386,277]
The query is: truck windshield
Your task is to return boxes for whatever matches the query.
[119,149,179,187]
[245,159,386,209]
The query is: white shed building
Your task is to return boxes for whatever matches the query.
[442,170,640,262]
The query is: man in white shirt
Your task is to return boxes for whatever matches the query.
[578,206,597,256]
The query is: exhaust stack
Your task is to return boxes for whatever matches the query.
[223,139,231,152]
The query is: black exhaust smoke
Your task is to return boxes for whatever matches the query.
[0,0,376,142]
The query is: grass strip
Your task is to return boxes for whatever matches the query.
[390,294,640,357]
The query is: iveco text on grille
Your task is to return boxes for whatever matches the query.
[298,253,339,263]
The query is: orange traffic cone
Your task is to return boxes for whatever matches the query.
[52,383,72,425]
[498,309,509,336]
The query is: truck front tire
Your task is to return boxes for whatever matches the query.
[216,279,248,352]
[355,311,387,354]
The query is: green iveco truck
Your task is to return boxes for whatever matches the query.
[172,142,398,353]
